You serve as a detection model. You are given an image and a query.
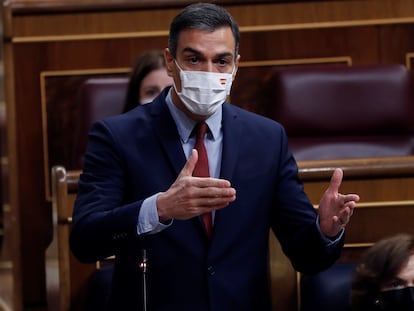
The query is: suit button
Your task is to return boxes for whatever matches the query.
[207,265,215,276]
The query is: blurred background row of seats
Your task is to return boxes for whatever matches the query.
[266,64,414,160]
[70,64,414,168]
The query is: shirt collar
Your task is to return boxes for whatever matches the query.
[165,89,222,143]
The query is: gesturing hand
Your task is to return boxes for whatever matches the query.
[156,149,236,222]
[318,168,360,237]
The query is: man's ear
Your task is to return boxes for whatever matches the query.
[233,54,241,80]
[164,48,175,77]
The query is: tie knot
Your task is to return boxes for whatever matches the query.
[195,122,208,140]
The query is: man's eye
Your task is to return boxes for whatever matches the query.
[190,57,198,64]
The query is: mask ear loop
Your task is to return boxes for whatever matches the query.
[174,59,184,72]
[231,64,237,79]
[172,60,184,95]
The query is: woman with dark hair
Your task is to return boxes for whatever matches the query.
[123,49,172,112]
[351,233,414,311]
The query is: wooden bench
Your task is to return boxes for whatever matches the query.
[51,166,94,311]
[52,166,119,311]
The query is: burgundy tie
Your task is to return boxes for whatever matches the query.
[193,122,213,238]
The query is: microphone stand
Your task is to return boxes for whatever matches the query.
[139,249,148,311]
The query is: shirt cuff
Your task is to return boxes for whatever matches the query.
[137,193,172,235]
[316,216,344,246]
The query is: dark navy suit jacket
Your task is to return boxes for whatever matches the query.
[70,88,343,311]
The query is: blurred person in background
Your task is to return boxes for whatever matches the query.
[352,233,414,311]
[123,49,173,112]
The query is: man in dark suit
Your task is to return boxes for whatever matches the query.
[70,3,360,311]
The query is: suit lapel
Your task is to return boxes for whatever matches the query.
[220,104,242,181]
[208,104,243,246]
[150,95,187,176]
[149,99,211,240]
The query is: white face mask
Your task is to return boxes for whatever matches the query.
[173,61,234,116]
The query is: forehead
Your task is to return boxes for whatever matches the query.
[141,69,172,86]
[176,27,236,57]
[397,253,414,280]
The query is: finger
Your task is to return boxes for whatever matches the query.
[194,184,236,198]
[344,194,360,203]
[326,168,343,194]
[191,176,233,188]
[179,149,198,178]
[191,194,237,210]
[337,204,355,224]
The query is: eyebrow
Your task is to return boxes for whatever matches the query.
[182,47,234,59]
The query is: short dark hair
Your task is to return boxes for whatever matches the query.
[168,3,240,58]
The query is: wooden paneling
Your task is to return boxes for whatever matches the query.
[3,1,414,310]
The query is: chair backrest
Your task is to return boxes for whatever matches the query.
[300,262,356,311]
[264,64,414,160]
[51,166,113,311]
[72,77,129,169]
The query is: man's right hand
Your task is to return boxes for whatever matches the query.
[156,149,236,222]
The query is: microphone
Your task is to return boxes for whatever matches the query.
[139,249,148,311]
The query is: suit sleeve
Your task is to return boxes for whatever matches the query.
[270,126,344,274]
[70,120,142,263]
